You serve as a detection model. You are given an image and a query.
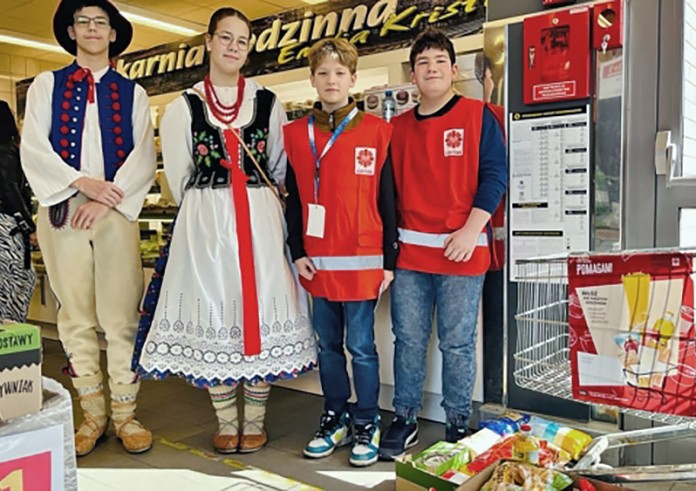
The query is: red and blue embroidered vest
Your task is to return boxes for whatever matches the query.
[50,62,136,182]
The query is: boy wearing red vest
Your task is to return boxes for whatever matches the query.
[284,38,397,467]
[379,29,507,460]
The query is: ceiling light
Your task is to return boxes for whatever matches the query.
[0,30,66,54]
[302,0,329,4]
[121,12,199,36]
[113,2,203,37]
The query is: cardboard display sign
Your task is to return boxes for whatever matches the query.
[568,251,696,416]
[0,323,42,421]
[523,7,591,104]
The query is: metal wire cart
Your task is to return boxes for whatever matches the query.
[514,251,696,483]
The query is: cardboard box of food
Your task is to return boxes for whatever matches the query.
[0,322,42,421]
[397,457,634,491]
[395,454,468,491]
[452,461,633,491]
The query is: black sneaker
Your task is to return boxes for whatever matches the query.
[378,416,418,460]
[445,423,473,443]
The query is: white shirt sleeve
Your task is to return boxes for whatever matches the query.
[266,94,288,187]
[20,71,83,206]
[113,84,156,221]
[160,95,193,206]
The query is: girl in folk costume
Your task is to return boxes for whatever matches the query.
[133,8,316,454]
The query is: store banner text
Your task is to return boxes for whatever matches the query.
[15,0,485,113]
[115,0,485,93]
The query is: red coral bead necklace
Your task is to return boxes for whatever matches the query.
[203,74,245,125]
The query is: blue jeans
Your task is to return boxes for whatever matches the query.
[313,298,379,424]
[391,268,485,426]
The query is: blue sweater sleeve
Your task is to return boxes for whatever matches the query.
[472,107,508,214]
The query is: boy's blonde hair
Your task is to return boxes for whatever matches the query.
[308,38,358,74]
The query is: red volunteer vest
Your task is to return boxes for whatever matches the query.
[391,97,490,275]
[284,113,392,301]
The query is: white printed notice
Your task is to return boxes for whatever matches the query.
[509,106,591,281]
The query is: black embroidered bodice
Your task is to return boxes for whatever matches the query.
[183,89,277,189]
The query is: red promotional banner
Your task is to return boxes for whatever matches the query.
[523,7,591,105]
[568,251,696,416]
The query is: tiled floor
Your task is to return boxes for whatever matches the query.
[41,339,696,490]
[41,339,444,490]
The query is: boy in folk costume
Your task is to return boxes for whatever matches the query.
[379,29,507,460]
[284,38,398,467]
[21,0,155,455]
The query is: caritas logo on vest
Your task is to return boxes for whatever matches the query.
[444,129,464,157]
[355,147,377,175]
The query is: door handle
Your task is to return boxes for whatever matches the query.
[655,130,696,187]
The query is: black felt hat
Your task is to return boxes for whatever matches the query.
[53,0,133,58]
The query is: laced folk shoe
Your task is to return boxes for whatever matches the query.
[213,433,240,454]
[208,385,239,454]
[72,373,109,457]
[239,422,268,454]
[75,413,108,457]
[239,382,270,453]
[213,421,239,454]
[303,411,352,458]
[349,416,381,467]
[113,412,153,454]
[378,416,418,460]
[110,382,152,454]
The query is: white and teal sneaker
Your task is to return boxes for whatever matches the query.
[303,411,352,459]
[349,416,380,467]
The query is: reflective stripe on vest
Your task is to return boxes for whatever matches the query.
[398,228,488,248]
[312,255,383,271]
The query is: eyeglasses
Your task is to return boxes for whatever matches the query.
[74,15,111,29]
[213,32,249,52]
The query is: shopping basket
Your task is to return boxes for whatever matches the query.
[514,250,696,483]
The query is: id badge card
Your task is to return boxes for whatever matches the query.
[306,204,326,238]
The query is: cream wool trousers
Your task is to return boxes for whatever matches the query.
[37,193,143,384]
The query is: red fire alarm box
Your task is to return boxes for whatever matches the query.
[523,7,591,105]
